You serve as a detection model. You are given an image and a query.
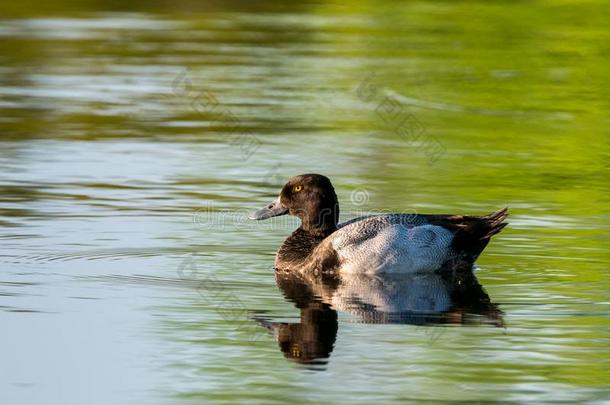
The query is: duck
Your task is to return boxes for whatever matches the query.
[250,174,508,274]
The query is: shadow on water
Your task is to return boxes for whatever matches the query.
[255,264,503,368]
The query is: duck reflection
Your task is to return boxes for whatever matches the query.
[256,265,502,366]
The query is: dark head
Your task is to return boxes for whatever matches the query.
[250,174,340,235]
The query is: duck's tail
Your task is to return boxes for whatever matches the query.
[479,207,509,240]
[445,207,509,262]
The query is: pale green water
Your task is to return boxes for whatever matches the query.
[1,1,609,404]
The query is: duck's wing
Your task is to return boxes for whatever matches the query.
[330,209,508,274]
[330,215,455,274]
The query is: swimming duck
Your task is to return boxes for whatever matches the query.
[250,174,508,274]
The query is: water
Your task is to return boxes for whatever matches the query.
[1,2,609,404]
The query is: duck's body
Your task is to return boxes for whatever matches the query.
[251,174,508,275]
[275,211,507,274]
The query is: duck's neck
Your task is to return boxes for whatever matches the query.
[299,197,340,237]
[276,191,340,270]
[276,226,335,269]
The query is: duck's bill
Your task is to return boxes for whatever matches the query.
[249,197,288,220]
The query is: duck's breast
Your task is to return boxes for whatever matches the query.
[329,215,455,274]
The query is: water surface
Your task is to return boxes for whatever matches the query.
[1,1,609,404]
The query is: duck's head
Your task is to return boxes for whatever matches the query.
[250,173,340,234]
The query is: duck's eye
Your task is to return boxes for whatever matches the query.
[293,185,303,192]
[291,344,301,358]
